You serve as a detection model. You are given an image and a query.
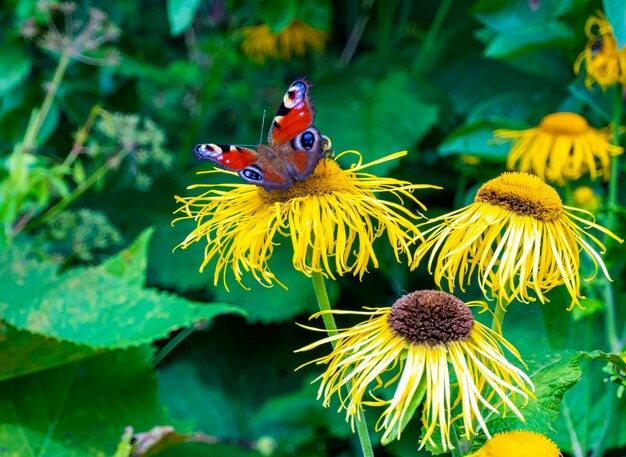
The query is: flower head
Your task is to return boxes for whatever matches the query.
[297,290,535,451]
[241,19,328,62]
[495,113,623,185]
[574,11,626,89]
[411,172,622,309]
[467,430,561,457]
[174,151,436,289]
[571,185,600,212]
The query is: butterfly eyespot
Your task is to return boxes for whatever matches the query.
[301,131,315,150]
[291,128,319,151]
[242,167,263,181]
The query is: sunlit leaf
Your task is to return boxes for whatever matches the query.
[0,235,245,348]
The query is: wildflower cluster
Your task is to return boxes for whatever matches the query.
[174,10,625,455]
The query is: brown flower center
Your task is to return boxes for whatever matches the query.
[387,290,474,345]
[475,172,563,222]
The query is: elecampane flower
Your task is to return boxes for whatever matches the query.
[174,151,436,289]
[411,172,622,309]
[467,430,561,457]
[241,19,328,62]
[495,112,623,185]
[297,290,534,451]
[571,185,600,212]
[574,11,626,89]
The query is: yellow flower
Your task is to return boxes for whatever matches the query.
[574,11,626,89]
[495,113,623,185]
[467,430,561,457]
[411,172,622,309]
[241,19,328,62]
[297,290,535,451]
[174,151,437,289]
[571,185,600,212]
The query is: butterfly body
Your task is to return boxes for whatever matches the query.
[194,78,327,191]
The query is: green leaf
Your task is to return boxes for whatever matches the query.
[0,238,245,348]
[604,0,626,48]
[438,119,527,161]
[167,0,201,36]
[0,325,96,382]
[473,0,574,32]
[0,346,170,456]
[554,354,626,454]
[0,46,31,97]
[484,21,573,58]
[380,377,427,445]
[314,72,438,174]
[486,350,583,434]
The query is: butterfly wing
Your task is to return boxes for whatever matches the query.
[268,78,316,146]
[193,143,276,186]
[193,78,325,191]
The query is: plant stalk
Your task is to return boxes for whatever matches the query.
[23,51,72,152]
[310,271,374,457]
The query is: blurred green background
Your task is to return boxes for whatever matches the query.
[1,0,626,455]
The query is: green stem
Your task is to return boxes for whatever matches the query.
[310,271,374,457]
[604,84,623,353]
[607,84,623,230]
[491,302,507,334]
[414,0,453,73]
[23,51,72,152]
[153,326,195,366]
[562,400,585,457]
[604,280,620,352]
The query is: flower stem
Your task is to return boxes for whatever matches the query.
[604,84,623,353]
[310,271,375,457]
[23,51,72,152]
[491,302,507,334]
[607,84,623,229]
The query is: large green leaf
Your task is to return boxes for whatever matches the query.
[0,232,245,348]
[314,72,438,174]
[0,346,170,456]
[0,325,96,382]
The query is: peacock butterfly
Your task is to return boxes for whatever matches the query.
[193,78,330,191]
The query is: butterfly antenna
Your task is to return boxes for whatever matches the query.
[259,109,267,144]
